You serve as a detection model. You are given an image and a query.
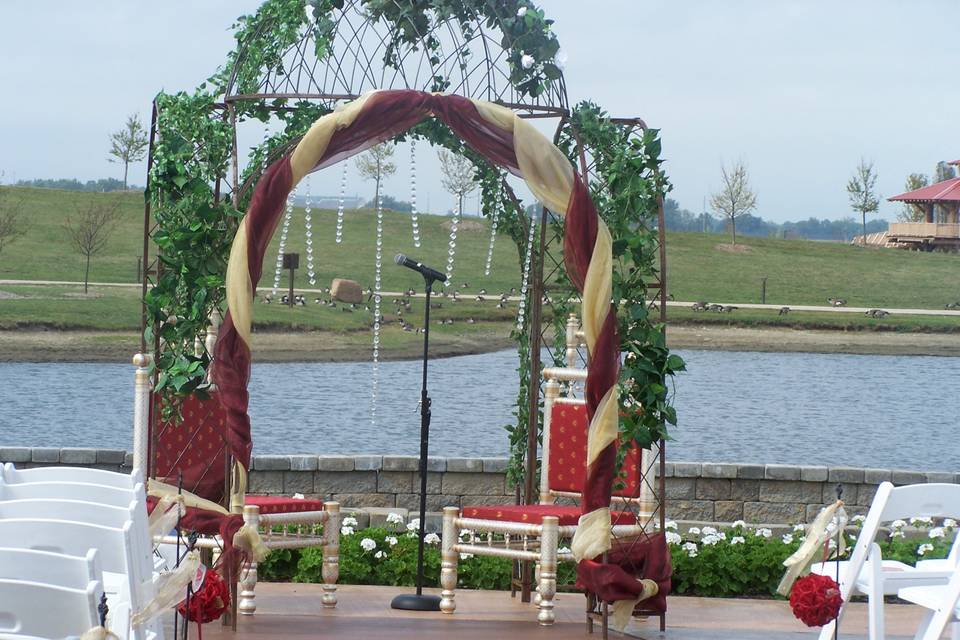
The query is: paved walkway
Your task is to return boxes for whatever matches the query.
[189,583,936,639]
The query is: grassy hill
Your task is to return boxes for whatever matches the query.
[1,186,959,334]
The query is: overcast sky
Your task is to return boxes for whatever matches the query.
[1,1,957,222]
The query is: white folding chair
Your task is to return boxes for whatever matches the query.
[812,482,960,640]
[0,518,151,640]
[1,462,142,490]
[0,578,103,639]
[899,566,960,640]
[0,547,101,591]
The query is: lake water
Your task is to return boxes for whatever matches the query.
[0,349,957,471]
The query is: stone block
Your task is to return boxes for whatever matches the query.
[414,472,444,495]
[823,483,858,505]
[96,449,127,465]
[807,503,867,522]
[926,472,957,484]
[365,507,409,529]
[664,478,696,500]
[331,278,363,304]
[481,458,508,473]
[666,500,714,522]
[283,471,315,494]
[383,456,420,472]
[828,467,865,483]
[863,468,891,484]
[253,455,291,471]
[743,502,805,524]
[765,464,800,481]
[422,513,444,534]
[31,448,59,463]
[124,452,134,468]
[248,471,284,494]
[661,462,674,478]
[0,447,31,463]
[315,470,377,494]
[427,457,446,472]
[759,481,822,504]
[442,472,505,497]
[378,471,413,494]
[858,483,879,506]
[730,479,760,501]
[446,458,483,473]
[333,493,395,508]
[60,448,98,465]
[714,501,744,523]
[396,493,460,512]
[289,455,318,471]
[696,478,731,500]
[354,456,382,471]
[892,470,926,485]
[318,455,354,471]
[701,463,738,479]
[673,463,701,478]
[799,466,829,482]
[737,464,766,480]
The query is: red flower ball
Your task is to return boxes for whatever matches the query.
[790,574,842,627]
[177,568,231,624]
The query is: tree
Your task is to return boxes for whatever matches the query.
[354,143,396,208]
[108,114,149,189]
[709,160,757,245]
[846,159,880,245]
[64,200,121,293]
[896,173,929,222]
[0,184,25,257]
[438,149,478,219]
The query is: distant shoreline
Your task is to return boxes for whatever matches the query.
[1,324,958,364]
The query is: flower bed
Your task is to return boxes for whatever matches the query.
[257,515,957,598]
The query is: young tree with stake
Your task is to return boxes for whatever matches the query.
[355,143,397,207]
[108,114,149,189]
[64,200,120,293]
[438,149,478,283]
[710,160,757,245]
[846,159,880,245]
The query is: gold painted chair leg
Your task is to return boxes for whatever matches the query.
[537,516,558,626]
[440,506,459,614]
[322,502,340,608]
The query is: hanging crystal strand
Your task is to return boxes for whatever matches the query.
[483,190,501,277]
[445,198,460,286]
[516,213,537,333]
[410,140,421,248]
[304,175,316,285]
[272,186,297,297]
[370,193,384,424]
[335,162,347,244]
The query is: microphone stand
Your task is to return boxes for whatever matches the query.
[391,273,443,611]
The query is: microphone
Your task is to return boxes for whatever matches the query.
[395,254,448,283]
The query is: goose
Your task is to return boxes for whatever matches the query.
[475,295,486,303]
[467,318,476,324]
[691,301,708,312]
[865,309,889,318]
[461,282,470,289]
[945,302,960,310]
[479,288,487,295]
[707,303,724,312]
[778,306,790,316]
[721,305,738,313]
[827,297,847,307]
[406,288,416,297]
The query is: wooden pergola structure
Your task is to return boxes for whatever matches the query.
[886,160,960,250]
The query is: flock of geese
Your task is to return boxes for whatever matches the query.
[692,296,896,318]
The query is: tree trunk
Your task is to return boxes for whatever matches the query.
[84,253,91,294]
[123,162,129,190]
[731,216,737,245]
[861,212,866,246]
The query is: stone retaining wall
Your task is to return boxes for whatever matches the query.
[2,448,956,526]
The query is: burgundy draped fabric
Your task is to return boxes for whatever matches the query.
[147,497,247,574]
[576,533,672,613]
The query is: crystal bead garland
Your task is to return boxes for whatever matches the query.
[409,140,421,248]
[304,176,316,285]
[516,213,538,332]
[335,162,347,244]
[444,202,460,286]
[370,193,384,424]
[272,186,296,297]
[483,193,501,276]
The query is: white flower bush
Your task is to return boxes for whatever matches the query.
[702,534,722,546]
[664,520,678,531]
[459,552,474,560]
[910,516,933,527]
[731,520,746,529]
[943,518,957,530]
[851,515,866,525]
[701,526,718,536]
[374,550,385,559]
[730,536,745,545]
[424,532,441,545]
[890,519,907,530]
[385,536,398,547]
[682,541,698,558]
[928,527,946,539]
[385,512,404,525]
[342,516,359,527]
[406,518,420,532]
[782,534,794,544]
[793,524,806,532]
[688,527,701,536]
[360,538,377,552]
[754,528,772,538]
[340,526,355,536]
[917,543,935,556]
[665,531,682,545]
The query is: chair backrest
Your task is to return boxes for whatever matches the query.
[0,578,101,639]
[0,518,136,577]
[1,462,142,490]
[0,546,100,590]
[0,479,142,507]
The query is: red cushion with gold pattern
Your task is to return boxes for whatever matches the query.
[461,504,637,526]
[154,393,228,504]
[245,495,325,514]
[547,402,645,499]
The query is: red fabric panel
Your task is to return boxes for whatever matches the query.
[581,309,621,516]
[154,393,228,504]
[562,176,598,292]
[576,533,672,614]
[245,495,324,514]
[461,504,637,527]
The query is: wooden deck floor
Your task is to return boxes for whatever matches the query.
[189,583,937,639]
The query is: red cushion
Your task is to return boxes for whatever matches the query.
[245,495,325,514]
[548,402,645,499]
[461,504,637,526]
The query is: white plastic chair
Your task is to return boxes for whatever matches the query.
[1,462,142,490]
[899,567,960,640]
[0,578,103,639]
[812,482,960,640]
[0,546,101,591]
[0,518,151,640]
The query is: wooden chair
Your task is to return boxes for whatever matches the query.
[440,364,656,625]
[811,481,960,640]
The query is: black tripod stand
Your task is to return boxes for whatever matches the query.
[391,266,445,611]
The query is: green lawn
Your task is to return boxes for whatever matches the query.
[2,186,959,334]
